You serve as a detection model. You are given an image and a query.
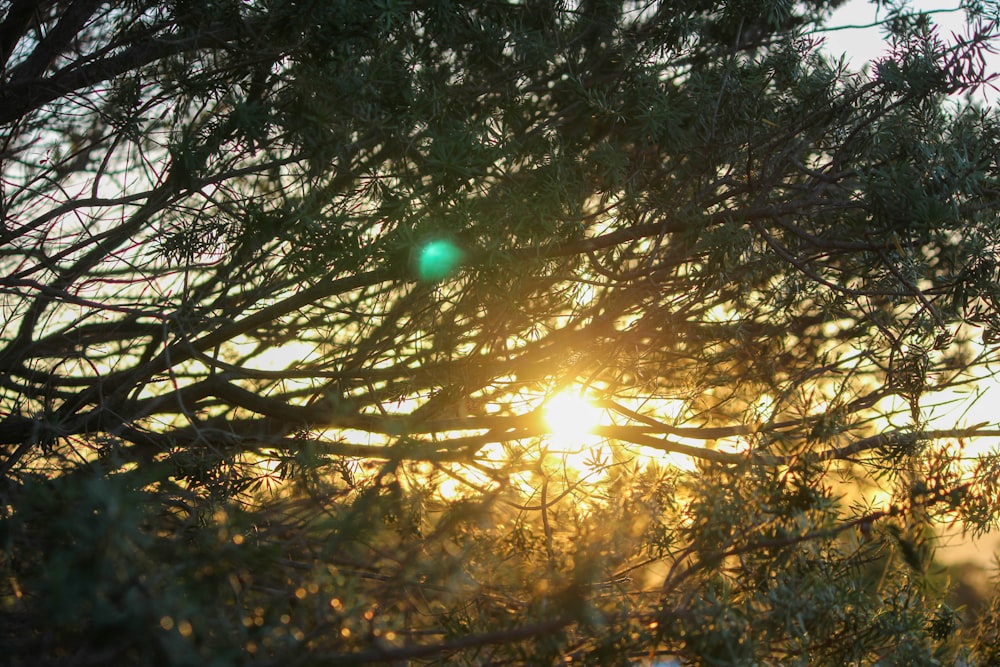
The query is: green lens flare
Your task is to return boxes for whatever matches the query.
[417,240,463,281]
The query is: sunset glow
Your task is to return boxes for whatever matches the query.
[543,392,602,442]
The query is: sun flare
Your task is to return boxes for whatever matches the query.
[543,392,602,443]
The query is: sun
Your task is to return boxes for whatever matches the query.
[541,391,613,477]
[543,392,603,443]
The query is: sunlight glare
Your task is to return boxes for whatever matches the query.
[543,392,602,442]
[542,391,610,475]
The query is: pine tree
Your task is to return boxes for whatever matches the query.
[3,1,1000,664]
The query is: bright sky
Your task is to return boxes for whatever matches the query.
[823,0,977,66]
[822,0,1000,107]
[823,0,999,105]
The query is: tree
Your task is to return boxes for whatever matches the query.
[3,0,1000,664]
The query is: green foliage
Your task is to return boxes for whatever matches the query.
[4,0,1000,664]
